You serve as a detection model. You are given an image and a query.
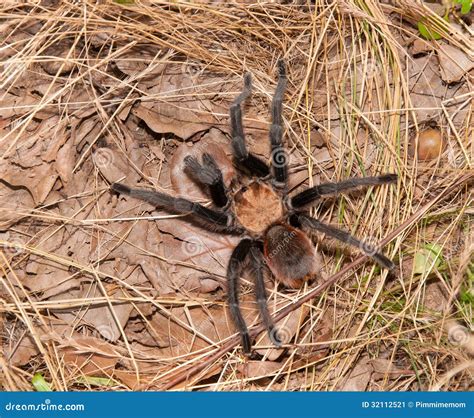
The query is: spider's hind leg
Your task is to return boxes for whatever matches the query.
[227,238,254,354]
[249,245,280,347]
[184,153,229,208]
[298,214,395,270]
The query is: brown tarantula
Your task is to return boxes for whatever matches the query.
[111,60,397,354]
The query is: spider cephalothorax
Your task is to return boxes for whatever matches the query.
[112,60,397,354]
[233,181,284,234]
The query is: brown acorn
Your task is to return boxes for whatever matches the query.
[418,128,444,160]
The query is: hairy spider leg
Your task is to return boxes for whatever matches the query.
[184,153,229,208]
[269,59,289,190]
[230,73,270,178]
[297,214,395,270]
[249,245,280,346]
[227,238,254,353]
[291,174,397,208]
[111,182,239,233]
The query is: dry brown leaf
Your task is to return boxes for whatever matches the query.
[22,228,89,298]
[60,336,120,376]
[114,47,167,82]
[370,358,411,381]
[4,320,74,368]
[410,39,435,56]
[0,115,68,205]
[0,183,34,231]
[39,43,75,76]
[0,162,57,205]
[337,356,373,391]
[71,116,103,151]
[159,221,238,293]
[408,55,471,122]
[55,139,76,184]
[255,302,310,360]
[139,305,232,356]
[125,293,281,358]
[53,267,148,342]
[107,219,174,294]
[423,280,449,312]
[111,370,144,390]
[437,43,474,84]
[132,64,227,139]
[237,360,282,379]
[4,333,38,367]
[170,128,235,201]
[338,356,409,390]
[409,57,442,122]
[0,92,39,119]
[92,146,144,185]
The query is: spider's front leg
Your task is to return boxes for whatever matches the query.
[269,59,288,190]
[230,73,270,178]
[111,183,241,233]
[290,174,397,208]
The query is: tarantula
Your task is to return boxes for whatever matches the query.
[111,60,397,354]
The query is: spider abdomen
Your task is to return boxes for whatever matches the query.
[263,223,316,288]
